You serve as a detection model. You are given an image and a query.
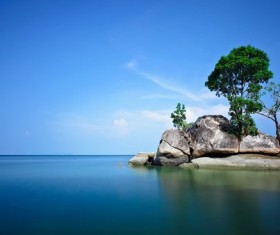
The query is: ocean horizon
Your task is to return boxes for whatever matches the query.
[1,155,280,235]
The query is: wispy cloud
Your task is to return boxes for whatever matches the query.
[52,113,102,135]
[125,59,217,102]
[141,104,229,126]
[52,113,131,138]
[113,118,129,136]
[125,60,138,70]
[141,110,173,129]
[141,94,181,100]
[141,110,171,122]
[51,103,229,144]
[186,104,229,122]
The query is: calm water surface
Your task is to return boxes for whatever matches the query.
[0,155,280,235]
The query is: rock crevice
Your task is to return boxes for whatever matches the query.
[160,139,190,156]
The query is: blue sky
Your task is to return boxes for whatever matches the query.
[0,0,279,154]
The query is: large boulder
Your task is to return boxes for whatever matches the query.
[128,152,155,166]
[239,134,280,155]
[186,115,239,158]
[155,129,190,166]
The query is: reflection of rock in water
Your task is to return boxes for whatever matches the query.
[155,168,280,234]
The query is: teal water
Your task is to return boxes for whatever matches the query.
[0,155,280,235]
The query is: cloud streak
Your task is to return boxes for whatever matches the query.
[125,60,217,102]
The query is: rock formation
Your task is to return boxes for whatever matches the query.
[129,115,280,169]
[186,115,239,158]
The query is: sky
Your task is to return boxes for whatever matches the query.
[0,0,280,155]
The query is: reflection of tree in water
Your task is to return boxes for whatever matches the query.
[155,168,280,235]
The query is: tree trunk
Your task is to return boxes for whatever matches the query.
[274,114,280,143]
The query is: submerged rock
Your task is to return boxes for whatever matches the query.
[186,115,239,158]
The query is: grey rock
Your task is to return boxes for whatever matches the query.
[239,134,280,155]
[128,152,155,166]
[187,115,239,158]
[192,154,280,169]
[158,129,190,156]
[154,155,189,167]
[155,129,190,166]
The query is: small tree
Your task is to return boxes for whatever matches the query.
[205,45,273,138]
[171,103,189,130]
[257,81,280,142]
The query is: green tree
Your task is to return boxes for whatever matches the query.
[257,81,280,142]
[171,103,190,130]
[205,45,273,138]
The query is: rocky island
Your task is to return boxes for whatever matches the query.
[129,46,280,170]
[129,115,280,169]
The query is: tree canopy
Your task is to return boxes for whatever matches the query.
[205,45,273,138]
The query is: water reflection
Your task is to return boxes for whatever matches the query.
[153,167,280,235]
[1,156,279,235]
[130,165,280,234]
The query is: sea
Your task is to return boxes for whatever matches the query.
[0,155,280,235]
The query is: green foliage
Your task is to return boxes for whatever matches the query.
[171,103,191,130]
[258,81,280,141]
[205,45,273,138]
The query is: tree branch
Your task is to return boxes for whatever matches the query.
[256,111,275,122]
